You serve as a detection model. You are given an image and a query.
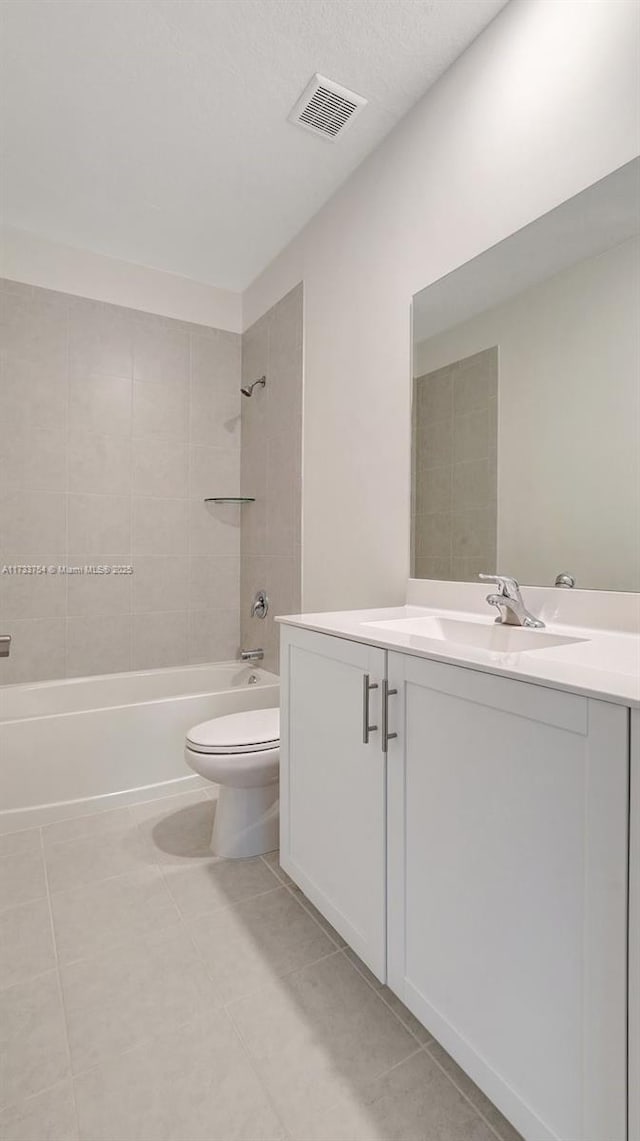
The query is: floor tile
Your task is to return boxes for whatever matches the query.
[162,854,280,919]
[74,1012,286,1141]
[44,827,151,895]
[295,1049,497,1141]
[50,868,180,965]
[0,1080,78,1141]
[343,949,432,1045]
[0,899,56,990]
[228,951,416,1136]
[42,807,132,848]
[261,850,293,887]
[188,886,335,1003]
[0,972,70,1109]
[61,925,221,1073]
[287,885,347,947]
[130,793,215,866]
[0,850,46,912]
[427,1042,524,1141]
[0,831,41,860]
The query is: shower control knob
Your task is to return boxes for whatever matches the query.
[250,590,269,619]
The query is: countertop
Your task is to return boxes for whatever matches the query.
[277,603,640,708]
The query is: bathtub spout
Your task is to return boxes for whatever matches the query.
[0,635,10,658]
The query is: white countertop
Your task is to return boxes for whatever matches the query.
[277,601,640,708]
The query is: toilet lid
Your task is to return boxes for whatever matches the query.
[186,707,280,754]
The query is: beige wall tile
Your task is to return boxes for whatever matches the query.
[0,428,67,493]
[189,387,241,448]
[0,284,244,682]
[66,614,132,677]
[132,497,188,557]
[67,434,131,496]
[131,556,189,613]
[132,438,188,498]
[132,324,188,384]
[131,610,188,669]
[187,608,239,663]
[190,330,241,395]
[189,500,240,557]
[68,494,131,556]
[0,555,67,619]
[0,355,67,434]
[188,446,239,500]
[188,556,240,612]
[133,379,188,440]
[240,284,302,672]
[69,298,133,380]
[0,491,66,557]
[69,376,132,437]
[0,617,66,683]
[66,557,132,617]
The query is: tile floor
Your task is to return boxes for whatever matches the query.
[0,788,523,1141]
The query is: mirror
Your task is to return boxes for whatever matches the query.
[411,158,640,593]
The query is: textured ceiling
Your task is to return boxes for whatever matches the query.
[0,0,508,290]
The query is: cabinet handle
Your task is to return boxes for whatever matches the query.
[381,679,398,751]
[362,674,379,744]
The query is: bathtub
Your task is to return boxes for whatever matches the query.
[0,662,279,833]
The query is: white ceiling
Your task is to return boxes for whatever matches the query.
[0,0,507,291]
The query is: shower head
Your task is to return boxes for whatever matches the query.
[241,376,266,397]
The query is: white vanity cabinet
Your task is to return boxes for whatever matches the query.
[279,626,387,977]
[385,650,629,1141]
[280,621,633,1141]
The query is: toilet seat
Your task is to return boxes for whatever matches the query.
[186,707,280,755]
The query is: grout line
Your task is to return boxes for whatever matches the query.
[38,826,81,1140]
[423,1039,516,1141]
[223,1003,294,1141]
[338,947,434,1050]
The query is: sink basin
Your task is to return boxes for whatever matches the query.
[363,615,587,653]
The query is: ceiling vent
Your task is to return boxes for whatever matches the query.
[289,74,367,141]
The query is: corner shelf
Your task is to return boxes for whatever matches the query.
[204,497,255,504]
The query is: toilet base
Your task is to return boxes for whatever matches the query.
[211,782,279,858]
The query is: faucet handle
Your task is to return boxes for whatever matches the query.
[478,574,520,598]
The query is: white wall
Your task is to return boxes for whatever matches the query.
[244,0,640,611]
[414,237,640,592]
[0,226,242,332]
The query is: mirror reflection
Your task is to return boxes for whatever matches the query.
[411,159,640,593]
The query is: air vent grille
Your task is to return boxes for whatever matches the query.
[289,74,367,141]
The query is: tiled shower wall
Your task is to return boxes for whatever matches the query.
[412,347,497,582]
[241,284,303,673]
[0,278,241,683]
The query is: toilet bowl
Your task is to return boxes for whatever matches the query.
[184,707,279,858]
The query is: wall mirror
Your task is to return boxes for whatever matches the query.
[411,157,640,593]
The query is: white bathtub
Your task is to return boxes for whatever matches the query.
[0,662,279,833]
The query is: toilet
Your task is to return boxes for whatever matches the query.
[184,707,280,858]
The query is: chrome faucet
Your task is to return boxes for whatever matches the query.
[479,575,545,629]
[0,635,10,658]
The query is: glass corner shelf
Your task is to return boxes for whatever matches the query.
[204,497,255,504]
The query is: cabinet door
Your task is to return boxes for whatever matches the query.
[280,626,387,978]
[386,651,628,1141]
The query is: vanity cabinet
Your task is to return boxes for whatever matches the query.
[386,650,628,1141]
[279,626,387,977]
[280,622,632,1141]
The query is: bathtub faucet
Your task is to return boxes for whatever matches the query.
[0,635,10,658]
[240,648,264,662]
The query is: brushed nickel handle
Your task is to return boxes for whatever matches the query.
[381,679,398,751]
[362,673,378,744]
